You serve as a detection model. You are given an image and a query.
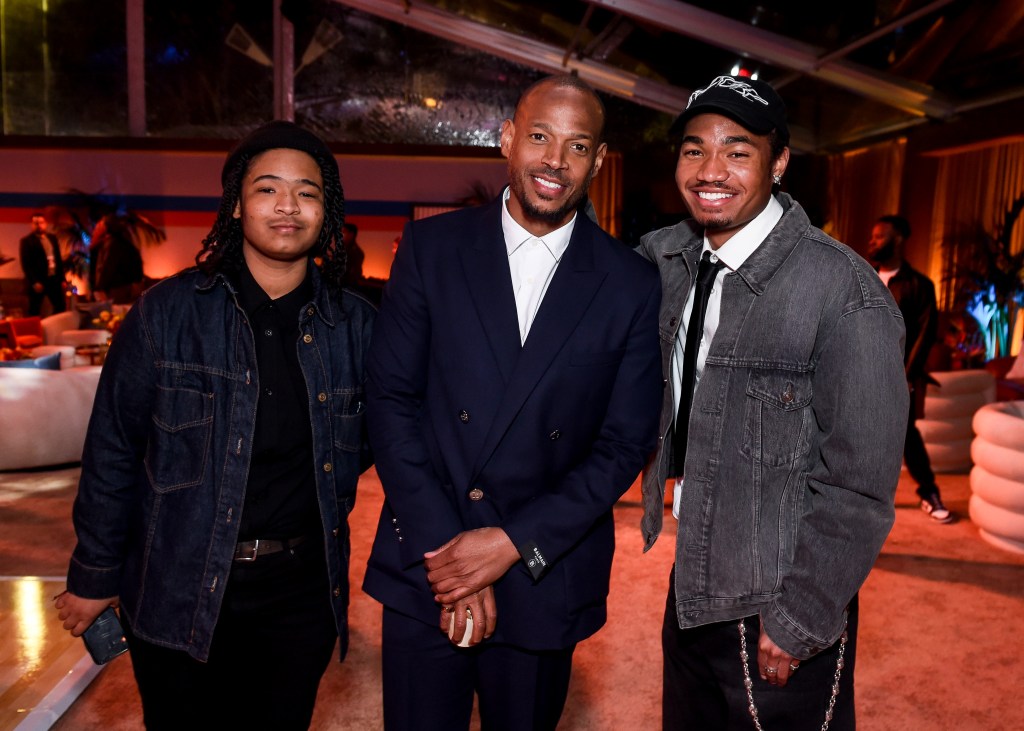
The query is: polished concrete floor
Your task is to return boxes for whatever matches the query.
[2,464,1023,730]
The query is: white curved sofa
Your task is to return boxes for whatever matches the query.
[0,366,102,471]
[918,369,996,473]
[969,400,1024,554]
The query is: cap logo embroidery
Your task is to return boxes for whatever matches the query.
[688,75,769,108]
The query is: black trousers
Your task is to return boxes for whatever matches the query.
[662,567,857,731]
[381,606,575,731]
[904,385,937,497]
[26,276,66,316]
[124,538,337,731]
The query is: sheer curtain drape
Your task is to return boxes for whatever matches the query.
[930,139,1024,308]
[588,151,623,238]
[825,139,906,247]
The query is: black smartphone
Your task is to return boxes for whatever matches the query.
[82,606,129,665]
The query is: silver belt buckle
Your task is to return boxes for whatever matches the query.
[236,539,260,561]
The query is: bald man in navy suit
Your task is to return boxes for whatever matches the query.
[362,75,663,731]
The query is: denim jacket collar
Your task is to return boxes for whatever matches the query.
[658,193,809,297]
[194,258,340,328]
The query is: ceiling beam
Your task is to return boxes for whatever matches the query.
[331,0,819,149]
[331,0,689,114]
[586,0,956,120]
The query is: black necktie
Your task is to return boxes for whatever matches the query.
[673,251,724,477]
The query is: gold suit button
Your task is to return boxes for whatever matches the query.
[468,488,484,501]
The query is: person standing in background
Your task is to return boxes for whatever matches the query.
[19,212,66,315]
[636,74,908,730]
[55,120,375,731]
[869,214,952,523]
[341,222,365,288]
[89,214,145,304]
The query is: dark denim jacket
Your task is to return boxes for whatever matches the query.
[67,265,375,662]
[636,195,908,659]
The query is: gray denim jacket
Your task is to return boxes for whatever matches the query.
[636,194,907,659]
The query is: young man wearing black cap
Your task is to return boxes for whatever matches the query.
[55,121,375,730]
[635,75,908,729]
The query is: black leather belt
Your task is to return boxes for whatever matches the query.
[233,535,307,562]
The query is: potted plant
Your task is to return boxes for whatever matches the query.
[942,194,1024,364]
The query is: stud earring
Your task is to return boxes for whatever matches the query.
[772,174,782,185]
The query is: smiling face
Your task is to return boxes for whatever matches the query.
[675,113,789,249]
[501,82,607,237]
[233,148,325,270]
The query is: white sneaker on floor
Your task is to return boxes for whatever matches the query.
[920,494,953,523]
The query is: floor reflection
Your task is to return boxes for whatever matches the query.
[0,577,87,731]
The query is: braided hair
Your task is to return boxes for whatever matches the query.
[196,131,347,296]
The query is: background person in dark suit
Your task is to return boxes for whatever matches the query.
[19,212,66,315]
[362,74,663,731]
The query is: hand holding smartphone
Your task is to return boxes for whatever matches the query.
[82,606,129,665]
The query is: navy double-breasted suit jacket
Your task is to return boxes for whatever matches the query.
[362,196,663,651]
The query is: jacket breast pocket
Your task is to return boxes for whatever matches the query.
[332,387,366,453]
[145,385,214,492]
[742,369,813,467]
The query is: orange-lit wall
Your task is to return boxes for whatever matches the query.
[0,148,508,284]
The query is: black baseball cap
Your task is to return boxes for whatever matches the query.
[669,75,789,146]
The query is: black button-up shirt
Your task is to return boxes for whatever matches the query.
[233,261,318,541]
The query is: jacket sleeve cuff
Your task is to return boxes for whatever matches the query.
[518,540,549,581]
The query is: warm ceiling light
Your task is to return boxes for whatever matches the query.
[423,97,438,108]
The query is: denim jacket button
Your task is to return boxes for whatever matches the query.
[323,462,333,472]
[318,392,327,402]
[307,307,315,316]
[781,384,794,403]
[303,334,313,344]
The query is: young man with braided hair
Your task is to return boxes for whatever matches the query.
[55,121,375,730]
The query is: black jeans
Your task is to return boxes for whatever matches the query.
[124,537,337,731]
[662,567,857,731]
[904,386,938,498]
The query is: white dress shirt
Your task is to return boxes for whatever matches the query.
[501,186,576,344]
[671,195,784,518]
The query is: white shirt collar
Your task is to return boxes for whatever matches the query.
[501,186,576,261]
[701,194,784,271]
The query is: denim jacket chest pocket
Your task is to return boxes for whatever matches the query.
[742,369,813,467]
[145,376,216,492]
[332,386,366,453]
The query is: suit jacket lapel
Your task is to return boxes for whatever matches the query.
[459,204,522,384]
[470,218,607,480]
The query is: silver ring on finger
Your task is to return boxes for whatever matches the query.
[765,666,778,675]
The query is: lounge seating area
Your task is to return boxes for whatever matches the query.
[0,306,126,471]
